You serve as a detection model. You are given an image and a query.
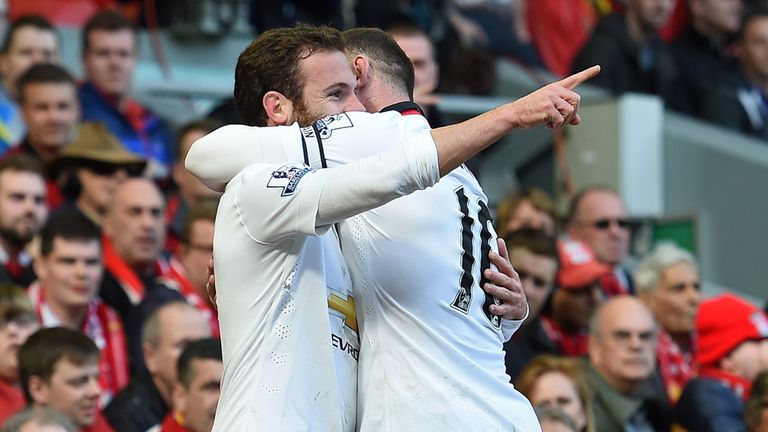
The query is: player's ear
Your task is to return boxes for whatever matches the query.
[352,55,370,89]
[263,90,294,126]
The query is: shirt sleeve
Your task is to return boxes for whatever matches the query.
[232,129,439,243]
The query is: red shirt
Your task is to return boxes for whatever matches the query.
[28,283,130,407]
[157,413,190,432]
[0,378,25,426]
[103,236,219,336]
[541,315,589,357]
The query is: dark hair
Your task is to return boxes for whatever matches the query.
[505,228,559,263]
[181,200,217,245]
[82,10,134,52]
[174,118,223,160]
[342,27,415,100]
[1,15,55,53]
[16,63,77,103]
[177,338,222,388]
[18,327,99,404]
[39,208,101,257]
[565,185,619,226]
[234,24,345,126]
[0,154,45,180]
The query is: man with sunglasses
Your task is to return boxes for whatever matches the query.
[566,186,633,296]
[55,122,146,226]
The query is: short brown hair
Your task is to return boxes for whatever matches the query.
[342,28,415,100]
[505,228,558,262]
[174,118,223,160]
[234,24,344,126]
[495,187,557,238]
[516,355,596,432]
[16,63,77,104]
[180,200,217,245]
[2,15,55,53]
[0,283,34,324]
[0,154,45,183]
[82,10,134,52]
[18,328,99,404]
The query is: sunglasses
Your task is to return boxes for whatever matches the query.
[591,218,629,230]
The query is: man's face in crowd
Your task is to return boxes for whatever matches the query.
[289,49,364,126]
[0,26,58,93]
[0,170,47,247]
[173,129,221,205]
[740,16,768,82]
[642,261,700,338]
[0,312,38,381]
[590,298,657,392]
[175,358,223,432]
[180,218,214,297]
[392,33,438,97]
[36,238,103,311]
[76,164,130,217]
[529,371,588,431]
[568,190,629,266]
[631,0,676,31]
[724,339,768,382]
[30,357,101,427]
[506,200,556,237]
[103,179,165,269]
[145,306,211,399]
[692,0,743,35]
[552,281,604,331]
[82,29,136,97]
[508,246,557,319]
[21,82,79,152]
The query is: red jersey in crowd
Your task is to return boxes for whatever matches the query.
[540,315,589,357]
[656,329,696,404]
[28,283,130,407]
[0,378,24,426]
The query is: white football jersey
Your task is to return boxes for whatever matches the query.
[211,163,358,432]
[200,124,440,432]
[189,110,540,431]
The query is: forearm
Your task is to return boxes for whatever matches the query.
[317,129,439,226]
[430,103,519,176]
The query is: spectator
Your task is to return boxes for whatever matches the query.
[2,407,77,432]
[675,294,768,432]
[700,10,768,140]
[525,0,599,77]
[10,63,79,208]
[166,119,222,254]
[446,0,542,66]
[635,242,700,403]
[99,178,188,369]
[386,23,445,126]
[516,355,595,432]
[540,240,608,357]
[169,202,218,336]
[28,209,129,407]
[105,302,211,432]
[745,372,768,432]
[495,187,557,238]
[18,327,114,431]
[0,155,48,286]
[672,0,743,115]
[0,15,59,151]
[571,0,683,108]
[566,186,633,295]
[0,284,38,426]
[151,338,222,432]
[54,122,146,226]
[586,296,670,432]
[502,228,559,379]
[79,10,172,178]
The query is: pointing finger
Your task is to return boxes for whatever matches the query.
[558,65,601,90]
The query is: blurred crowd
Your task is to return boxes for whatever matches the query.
[0,1,764,432]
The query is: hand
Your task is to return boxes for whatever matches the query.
[206,256,217,307]
[509,65,601,129]
[482,238,528,321]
